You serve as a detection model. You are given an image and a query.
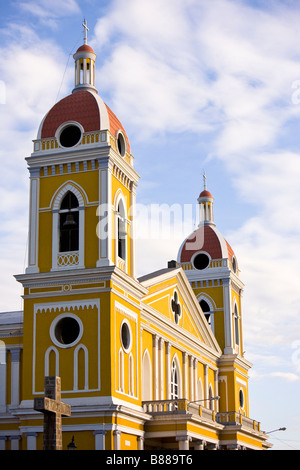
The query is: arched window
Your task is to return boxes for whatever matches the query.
[171,359,179,400]
[129,353,134,396]
[197,378,204,403]
[118,348,124,393]
[142,350,152,401]
[74,344,89,391]
[200,299,211,325]
[117,200,126,261]
[59,191,79,252]
[52,183,85,270]
[234,303,240,346]
[208,385,214,410]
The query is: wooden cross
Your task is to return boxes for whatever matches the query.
[34,376,71,450]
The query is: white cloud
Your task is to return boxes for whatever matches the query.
[269,372,299,382]
[0,23,73,309]
[92,2,300,386]
[0,1,300,393]
[17,0,81,28]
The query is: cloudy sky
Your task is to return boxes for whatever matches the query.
[0,0,300,449]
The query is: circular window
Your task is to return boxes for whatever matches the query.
[117,132,126,157]
[50,314,83,348]
[193,252,210,270]
[59,124,82,148]
[120,320,132,352]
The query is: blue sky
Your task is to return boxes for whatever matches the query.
[0,0,300,450]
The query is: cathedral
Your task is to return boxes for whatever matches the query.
[0,25,272,451]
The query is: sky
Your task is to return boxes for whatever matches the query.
[0,0,299,450]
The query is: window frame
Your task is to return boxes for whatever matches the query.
[51,183,86,271]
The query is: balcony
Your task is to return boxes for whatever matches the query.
[142,399,216,421]
[216,411,261,432]
[141,400,267,450]
[142,399,261,431]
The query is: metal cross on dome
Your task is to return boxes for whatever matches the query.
[82,19,89,44]
[203,171,207,191]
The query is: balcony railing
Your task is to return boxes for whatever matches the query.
[142,399,215,421]
[216,411,261,432]
[142,400,261,432]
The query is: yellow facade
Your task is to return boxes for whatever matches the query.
[0,32,271,451]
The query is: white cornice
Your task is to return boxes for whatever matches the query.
[26,145,140,185]
[14,266,148,299]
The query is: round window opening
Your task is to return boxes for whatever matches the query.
[117,133,126,157]
[193,253,210,270]
[121,321,131,352]
[54,316,80,346]
[59,125,82,148]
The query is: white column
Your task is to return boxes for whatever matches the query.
[152,335,158,400]
[193,358,198,400]
[214,370,219,412]
[182,352,187,399]
[10,348,20,408]
[96,157,113,267]
[51,210,59,270]
[0,343,6,412]
[83,58,87,83]
[113,430,121,450]
[130,182,137,278]
[9,436,21,450]
[176,435,191,450]
[165,342,171,399]
[25,433,37,450]
[94,430,106,450]
[76,60,80,85]
[137,436,144,450]
[189,356,194,401]
[239,289,244,355]
[26,167,40,274]
[223,278,234,354]
[158,338,164,399]
[204,364,208,404]
[194,440,205,450]
[0,437,6,450]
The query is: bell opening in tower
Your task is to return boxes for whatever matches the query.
[59,192,79,252]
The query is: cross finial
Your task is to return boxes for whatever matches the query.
[203,171,207,191]
[82,19,89,45]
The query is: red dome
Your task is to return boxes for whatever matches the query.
[39,90,130,152]
[178,225,235,263]
[76,44,95,53]
[199,190,213,198]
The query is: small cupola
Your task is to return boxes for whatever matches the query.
[197,173,215,226]
[73,20,97,94]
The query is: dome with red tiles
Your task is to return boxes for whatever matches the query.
[76,44,95,53]
[199,189,213,198]
[37,36,130,155]
[178,225,235,265]
[177,184,237,271]
[37,90,130,153]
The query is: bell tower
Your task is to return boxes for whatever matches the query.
[177,177,252,417]
[16,23,142,411]
[25,22,139,278]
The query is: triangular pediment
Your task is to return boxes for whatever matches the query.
[138,267,221,355]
